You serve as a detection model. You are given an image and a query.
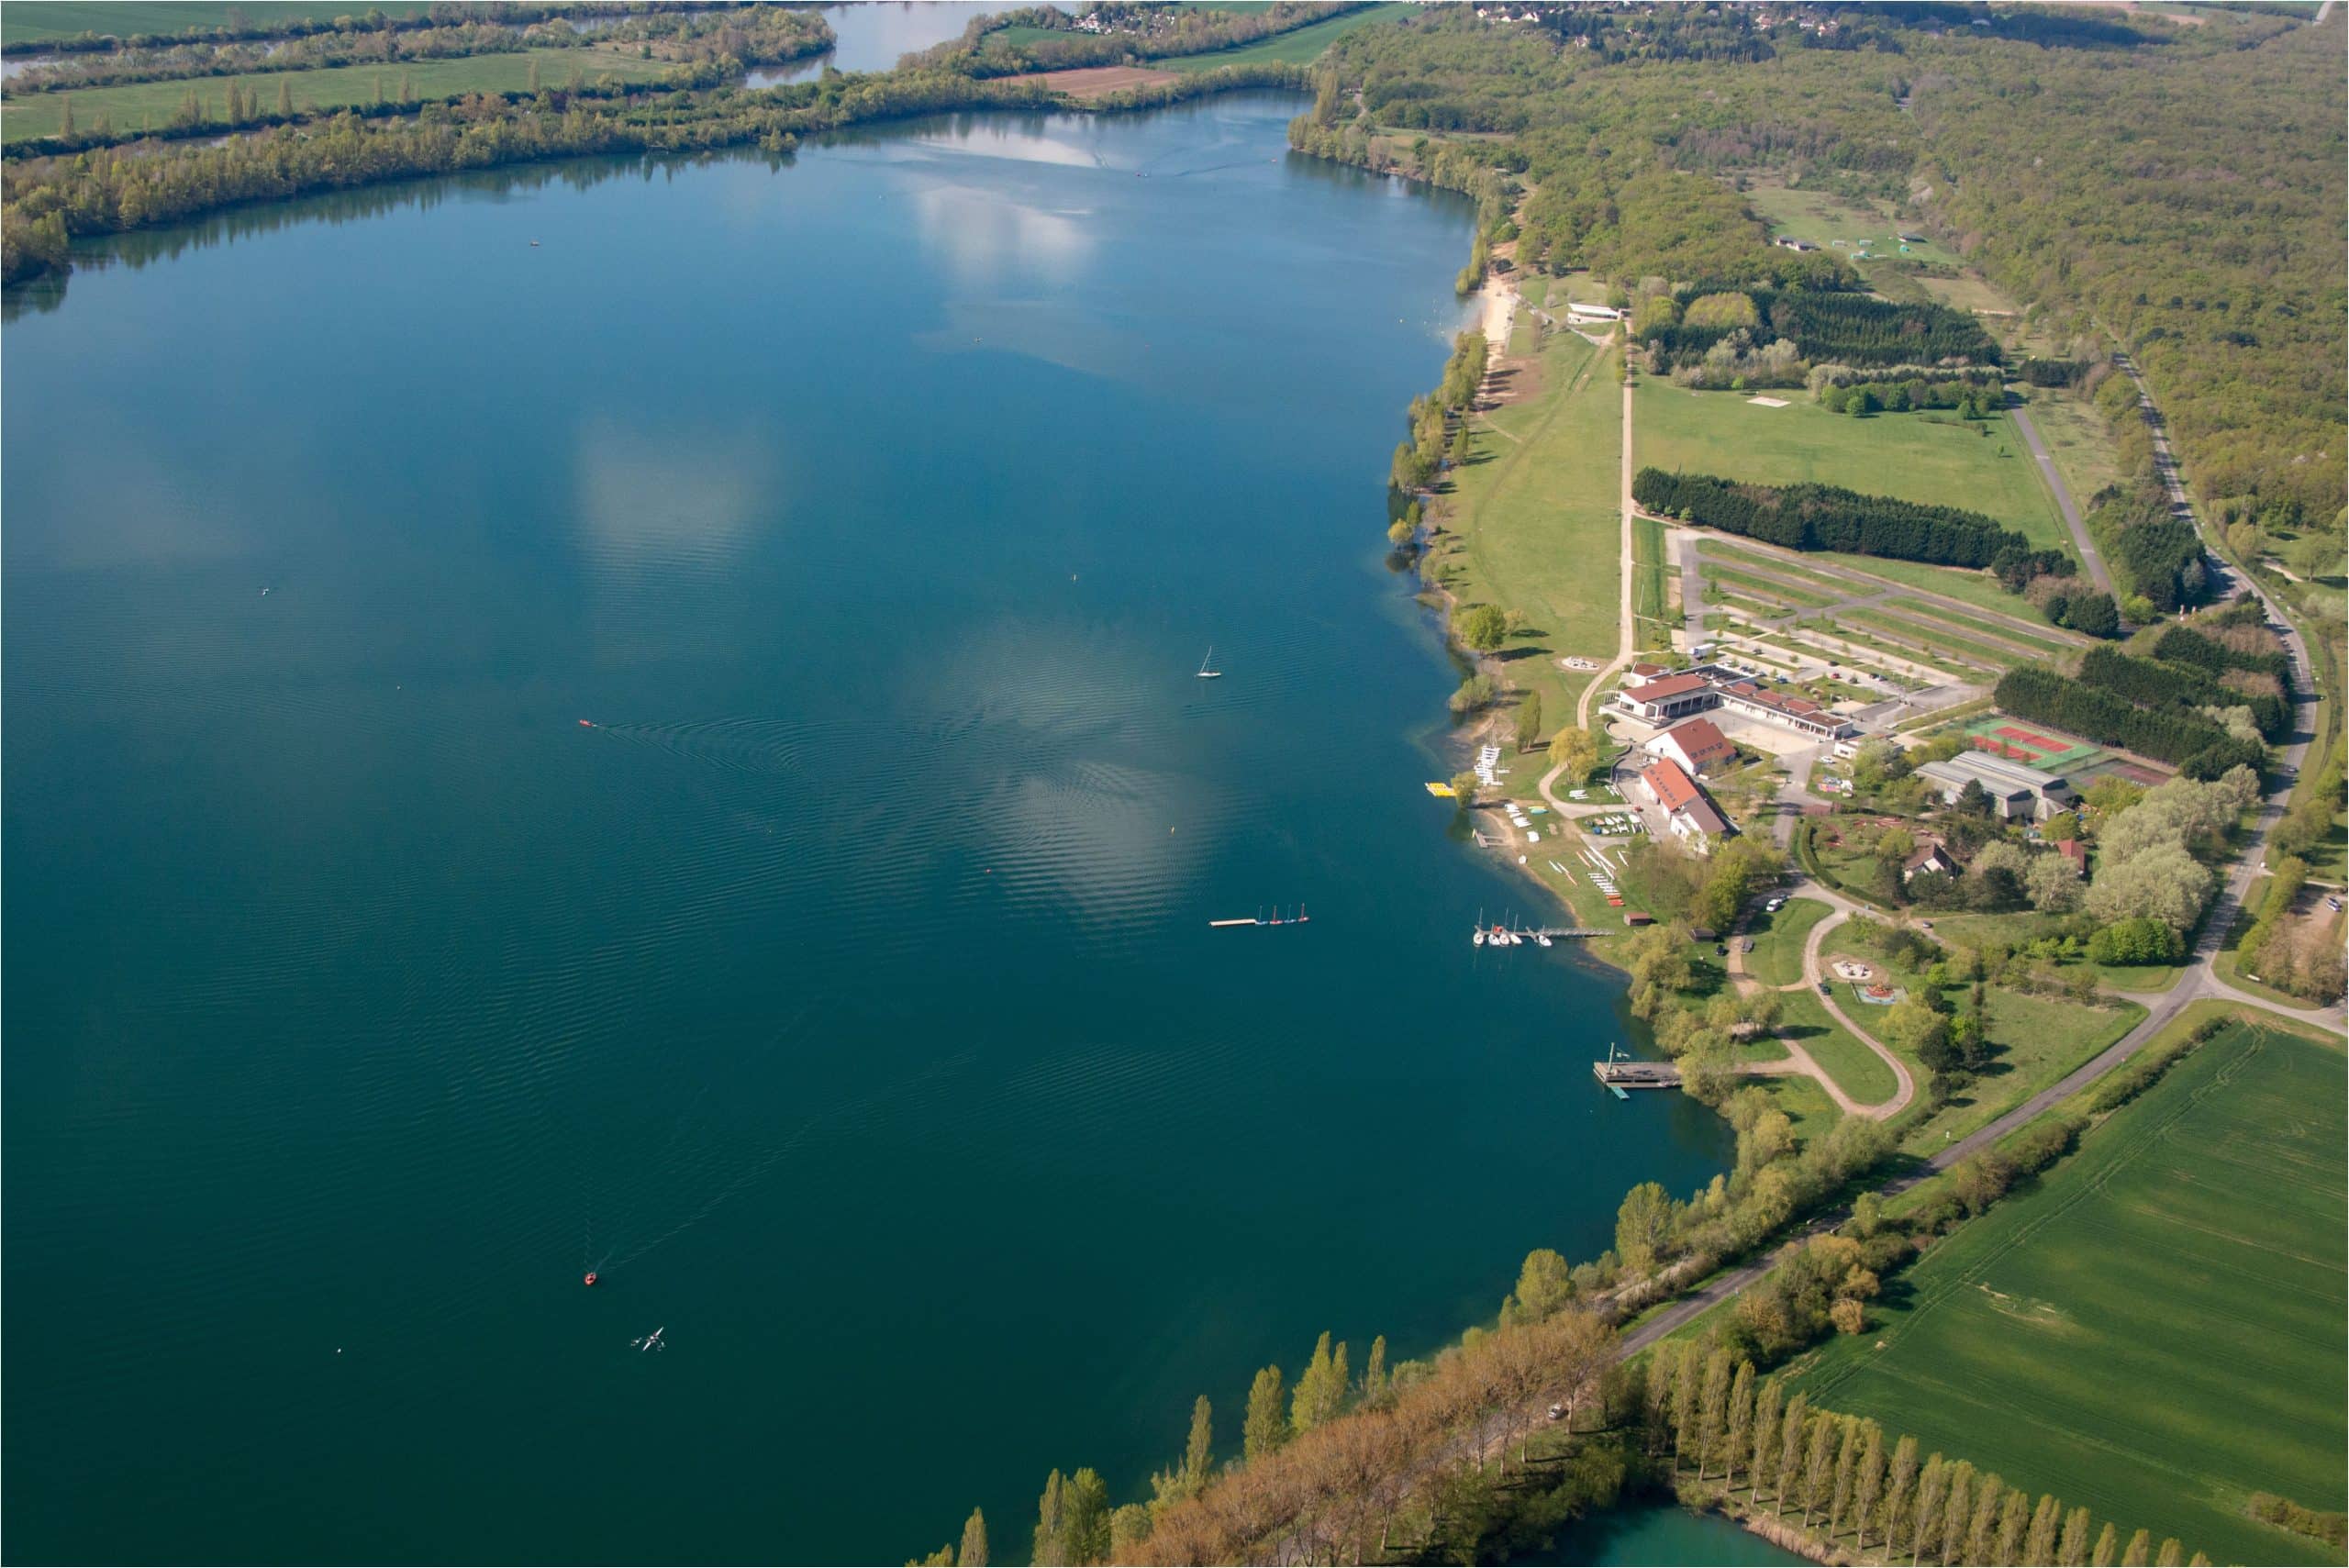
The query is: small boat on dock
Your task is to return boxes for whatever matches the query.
[1210,905,1308,929]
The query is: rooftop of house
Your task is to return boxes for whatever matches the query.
[1655,717,1735,769]
[1622,672,1712,703]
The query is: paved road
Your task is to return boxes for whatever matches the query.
[2009,401,2115,596]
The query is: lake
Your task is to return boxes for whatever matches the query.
[2,95,1732,1563]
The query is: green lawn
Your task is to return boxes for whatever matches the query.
[1635,381,2073,558]
[1423,331,1620,729]
[2,1,437,45]
[1744,896,1832,986]
[1819,922,2147,1150]
[3,46,669,142]
[1779,989,1899,1106]
[1742,178,1965,269]
[1708,562,1837,610]
[1163,1,1411,70]
[1813,550,2058,624]
[1787,1023,2347,1567]
[1833,607,2038,673]
[1887,596,2074,658]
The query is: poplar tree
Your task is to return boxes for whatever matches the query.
[1997,1485,2031,1564]
[2154,1540,2182,1567]
[1695,1349,1731,1481]
[399,71,415,103]
[1242,1366,1286,1462]
[2025,1495,2064,1565]
[1515,690,1543,753]
[1641,1345,1680,1457]
[1364,1337,1387,1404]
[1063,1470,1110,1565]
[1775,1394,1809,1517]
[2121,1529,2151,1566]
[1800,1412,1837,1528]
[1032,1471,1069,1567]
[1910,1456,1948,1567]
[1883,1434,1920,1556]
[2057,1507,2091,1567]
[60,96,76,139]
[1290,1333,1348,1434]
[1828,1418,1861,1538]
[1965,1472,2006,1565]
[277,78,292,117]
[959,1508,988,1568]
[529,59,542,92]
[1852,1423,1886,1551]
[1751,1378,1785,1502]
[1941,1462,1975,1567]
[1671,1347,1703,1469]
[2092,1522,2120,1566]
[1151,1397,1212,1509]
[1108,1506,1151,1561]
[1724,1362,1755,1491]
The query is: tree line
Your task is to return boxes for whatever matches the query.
[2078,645,2289,742]
[0,61,1308,286]
[1631,469,2060,574]
[907,2,1364,79]
[1993,667,2263,780]
[1642,1344,2213,1568]
[1646,291,1997,373]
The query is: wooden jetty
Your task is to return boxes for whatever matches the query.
[1592,1058,1681,1100]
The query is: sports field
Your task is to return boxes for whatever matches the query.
[1791,1022,2348,1566]
[1964,716,2102,772]
[2,46,670,142]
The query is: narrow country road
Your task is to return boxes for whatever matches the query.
[2009,402,2115,596]
[1575,362,1638,732]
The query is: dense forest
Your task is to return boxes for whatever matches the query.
[1288,2,2343,535]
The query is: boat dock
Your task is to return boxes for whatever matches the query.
[1592,1058,1681,1100]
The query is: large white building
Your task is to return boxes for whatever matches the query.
[1609,666,1855,741]
[1915,751,2078,821]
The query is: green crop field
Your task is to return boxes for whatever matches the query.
[2,46,668,141]
[1744,896,1832,986]
[1635,381,2073,558]
[1424,331,1619,726]
[1790,1023,2348,1566]
[1163,1,1410,71]
[1,1,437,45]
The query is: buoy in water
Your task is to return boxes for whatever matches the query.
[584,1272,598,1287]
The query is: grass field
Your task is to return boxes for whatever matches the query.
[1744,896,1831,986]
[2,46,668,141]
[1705,562,1837,609]
[1817,926,2149,1145]
[1914,272,2026,316]
[1779,989,1899,1106]
[1742,178,1965,270]
[1788,1022,2347,1566]
[2,1,437,45]
[1634,382,2072,559]
[1887,596,2073,658]
[1163,1,1410,70]
[1832,607,2039,673]
[1423,331,1620,728]
[2019,387,2122,512]
[1923,910,2183,993]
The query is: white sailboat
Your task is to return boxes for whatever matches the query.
[1197,646,1221,679]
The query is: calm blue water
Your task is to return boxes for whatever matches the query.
[748,1,987,84]
[3,96,1732,1563]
